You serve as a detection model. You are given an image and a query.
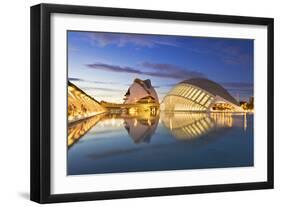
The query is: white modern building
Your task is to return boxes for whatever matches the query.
[161,78,243,112]
[124,78,159,104]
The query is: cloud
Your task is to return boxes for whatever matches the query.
[222,53,252,65]
[154,83,177,88]
[68,77,129,86]
[68,45,79,52]
[84,32,178,48]
[86,62,205,80]
[221,81,253,95]
[86,63,142,74]
[81,86,122,92]
[181,38,253,66]
[213,44,253,66]
[69,77,84,82]
[221,82,253,88]
[142,62,205,79]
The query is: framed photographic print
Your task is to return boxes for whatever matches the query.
[30,3,274,203]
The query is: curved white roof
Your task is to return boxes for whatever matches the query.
[181,78,239,106]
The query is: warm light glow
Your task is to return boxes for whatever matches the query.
[161,82,245,112]
[162,112,234,140]
[68,113,106,147]
[244,113,247,131]
[68,82,107,123]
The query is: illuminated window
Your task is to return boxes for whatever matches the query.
[203,98,212,106]
[205,100,212,107]
[186,87,194,97]
[183,87,191,97]
[180,87,186,96]
[196,92,205,103]
[189,88,198,99]
[192,91,202,102]
[191,90,201,101]
[181,89,186,97]
[200,95,209,105]
[177,87,184,95]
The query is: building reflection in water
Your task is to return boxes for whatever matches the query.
[161,112,215,140]
[244,113,247,131]
[161,112,247,141]
[68,111,248,148]
[68,113,106,148]
[123,113,159,144]
[68,111,160,147]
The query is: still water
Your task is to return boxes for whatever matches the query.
[67,112,253,175]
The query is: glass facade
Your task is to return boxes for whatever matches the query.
[162,83,214,112]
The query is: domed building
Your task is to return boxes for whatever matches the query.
[161,78,243,112]
[124,78,159,104]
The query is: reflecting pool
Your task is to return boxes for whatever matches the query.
[67,112,253,175]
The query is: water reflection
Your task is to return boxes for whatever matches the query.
[68,112,253,175]
[123,115,159,143]
[68,112,248,147]
[68,112,160,147]
[161,112,247,140]
[68,113,106,148]
[161,112,215,140]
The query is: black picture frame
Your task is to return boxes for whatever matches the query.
[30,3,274,204]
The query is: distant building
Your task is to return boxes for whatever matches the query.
[249,96,254,105]
[124,78,159,104]
[239,96,254,111]
[161,78,243,112]
[248,96,254,110]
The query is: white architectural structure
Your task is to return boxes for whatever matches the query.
[124,78,159,104]
[162,78,243,112]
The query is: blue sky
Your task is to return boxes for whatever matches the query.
[68,31,253,103]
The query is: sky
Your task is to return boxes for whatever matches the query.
[68,31,254,103]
